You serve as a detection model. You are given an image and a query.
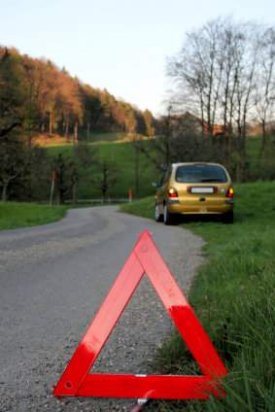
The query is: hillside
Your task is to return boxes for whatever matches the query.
[0,46,156,143]
[32,132,139,146]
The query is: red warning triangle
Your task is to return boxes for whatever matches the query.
[53,230,227,400]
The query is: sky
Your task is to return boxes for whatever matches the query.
[1,0,275,116]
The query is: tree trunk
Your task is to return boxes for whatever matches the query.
[49,171,56,206]
[65,115,69,142]
[49,111,54,135]
[260,120,268,157]
[74,121,78,143]
[86,122,90,140]
[199,90,205,137]
[72,182,77,205]
[1,182,8,202]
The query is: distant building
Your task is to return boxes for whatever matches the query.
[172,112,226,137]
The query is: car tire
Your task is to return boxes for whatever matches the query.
[154,204,163,222]
[163,204,174,225]
[222,210,234,224]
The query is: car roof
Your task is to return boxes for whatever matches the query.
[172,162,225,168]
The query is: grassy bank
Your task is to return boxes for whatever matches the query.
[47,140,158,199]
[0,202,67,230]
[121,181,275,411]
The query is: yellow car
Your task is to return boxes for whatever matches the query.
[154,162,234,224]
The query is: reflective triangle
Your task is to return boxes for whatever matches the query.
[53,230,227,400]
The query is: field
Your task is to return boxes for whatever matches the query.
[33,131,133,146]
[43,134,275,202]
[0,202,67,230]
[46,137,158,200]
[121,181,275,411]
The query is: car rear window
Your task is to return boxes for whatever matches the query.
[175,164,228,183]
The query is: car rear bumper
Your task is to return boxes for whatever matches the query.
[167,200,233,215]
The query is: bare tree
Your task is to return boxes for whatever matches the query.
[167,17,271,181]
[254,28,275,154]
[96,161,117,203]
[168,19,227,137]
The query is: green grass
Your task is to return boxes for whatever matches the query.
[121,181,275,411]
[46,136,275,202]
[246,137,275,181]
[121,196,154,219]
[0,202,67,230]
[47,141,158,200]
[80,131,133,143]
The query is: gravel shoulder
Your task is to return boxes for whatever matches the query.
[0,206,204,412]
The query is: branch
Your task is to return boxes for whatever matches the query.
[0,122,21,138]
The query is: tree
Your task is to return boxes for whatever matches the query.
[254,28,275,154]
[21,56,42,146]
[0,48,26,139]
[0,136,27,201]
[79,84,103,139]
[167,18,271,181]
[50,144,97,204]
[70,143,97,203]
[1,46,155,143]
[21,147,52,201]
[95,161,117,202]
[133,104,176,173]
[57,71,83,142]
[143,109,155,137]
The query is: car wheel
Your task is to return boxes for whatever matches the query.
[222,210,234,224]
[154,204,163,222]
[163,204,174,225]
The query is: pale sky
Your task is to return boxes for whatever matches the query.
[1,0,275,116]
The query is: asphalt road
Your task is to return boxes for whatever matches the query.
[0,206,204,412]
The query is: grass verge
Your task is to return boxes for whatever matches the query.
[0,202,67,230]
[121,181,275,411]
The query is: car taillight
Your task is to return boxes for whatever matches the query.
[168,187,178,198]
[226,187,234,198]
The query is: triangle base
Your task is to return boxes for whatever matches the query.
[54,374,223,400]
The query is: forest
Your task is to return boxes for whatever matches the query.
[0,46,156,202]
[0,46,155,142]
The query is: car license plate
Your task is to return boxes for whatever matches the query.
[191,187,214,194]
